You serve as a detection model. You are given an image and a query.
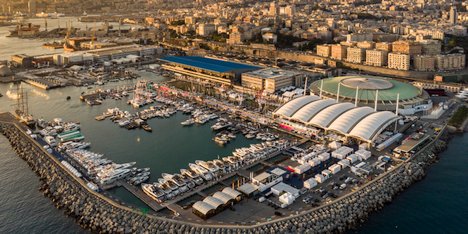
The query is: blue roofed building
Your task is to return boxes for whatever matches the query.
[160,56,261,85]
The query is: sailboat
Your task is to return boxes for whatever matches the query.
[13,84,35,127]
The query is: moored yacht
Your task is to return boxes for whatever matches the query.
[195,160,220,174]
[142,183,166,202]
[189,163,213,181]
[181,118,195,126]
[180,169,204,185]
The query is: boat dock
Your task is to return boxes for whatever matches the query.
[150,142,304,213]
[80,85,134,102]
[118,181,165,212]
[22,78,63,90]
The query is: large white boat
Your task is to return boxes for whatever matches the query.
[181,118,195,126]
[161,173,189,193]
[211,121,232,131]
[99,168,131,184]
[96,162,135,177]
[189,163,213,181]
[172,174,192,191]
[180,169,203,185]
[157,182,174,197]
[142,183,166,202]
[195,115,210,124]
[58,141,91,151]
[196,160,220,174]
[161,179,181,196]
[213,159,229,172]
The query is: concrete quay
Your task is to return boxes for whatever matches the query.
[0,111,449,233]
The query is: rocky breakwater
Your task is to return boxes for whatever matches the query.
[0,120,448,234]
[0,123,181,233]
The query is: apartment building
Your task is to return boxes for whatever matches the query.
[388,53,410,70]
[365,50,388,67]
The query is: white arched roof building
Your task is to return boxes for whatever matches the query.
[192,201,215,216]
[291,99,335,123]
[327,107,375,135]
[274,96,400,143]
[274,95,320,118]
[203,196,224,209]
[348,111,400,142]
[308,103,355,128]
[212,192,234,204]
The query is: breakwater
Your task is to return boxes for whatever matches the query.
[0,118,448,233]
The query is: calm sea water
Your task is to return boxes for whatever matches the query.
[0,17,133,60]
[0,24,467,233]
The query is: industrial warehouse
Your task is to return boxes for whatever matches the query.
[160,56,260,85]
[160,56,314,94]
[10,45,163,67]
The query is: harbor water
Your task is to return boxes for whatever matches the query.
[1,25,467,233]
[0,17,133,60]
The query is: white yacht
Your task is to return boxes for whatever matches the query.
[213,159,229,172]
[180,169,204,185]
[142,183,166,202]
[196,160,220,174]
[160,173,188,193]
[189,163,213,181]
[99,168,131,184]
[158,178,179,195]
[174,174,194,189]
[195,115,210,124]
[58,141,91,151]
[211,121,232,131]
[181,118,195,126]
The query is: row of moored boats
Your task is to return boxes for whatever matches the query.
[142,139,290,203]
[32,118,150,187]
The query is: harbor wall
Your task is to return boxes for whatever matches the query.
[0,118,448,233]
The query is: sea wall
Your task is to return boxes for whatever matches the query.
[0,121,447,233]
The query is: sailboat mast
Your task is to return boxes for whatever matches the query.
[16,83,20,111]
[25,91,29,115]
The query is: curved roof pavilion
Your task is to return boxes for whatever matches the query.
[274,95,401,143]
